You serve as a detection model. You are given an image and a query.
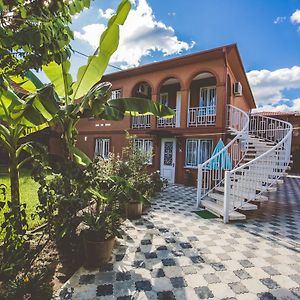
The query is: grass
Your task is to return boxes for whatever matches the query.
[194,210,218,219]
[0,167,42,236]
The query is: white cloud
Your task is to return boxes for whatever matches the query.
[74,0,194,68]
[273,16,286,24]
[247,66,300,105]
[168,12,176,16]
[290,9,300,31]
[99,8,115,19]
[247,66,300,112]
[252,98,300,113]
[291,9,300,23]
[74,24,106,49]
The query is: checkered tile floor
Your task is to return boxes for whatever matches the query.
[56,177,300,300]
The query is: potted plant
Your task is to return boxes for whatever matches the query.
[82,189,122,267]
[109,176,147,220]
[126,195,144,220]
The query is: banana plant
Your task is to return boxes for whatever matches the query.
[38,0,174,165]
[0,76,60,208]
[0,0,173,208]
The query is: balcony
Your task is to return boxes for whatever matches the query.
[131,115,151,129]
[157,109,179,128]
[188,105,216,127]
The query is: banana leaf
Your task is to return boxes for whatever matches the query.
[72,0,131,100]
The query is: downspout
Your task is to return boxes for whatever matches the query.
[222,47,229,134]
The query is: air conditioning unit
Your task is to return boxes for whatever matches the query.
[233,82,243,96]
[137,84,149,96]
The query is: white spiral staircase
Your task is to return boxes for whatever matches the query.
[197,105,293,223]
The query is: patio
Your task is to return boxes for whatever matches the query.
[57,177,300,300]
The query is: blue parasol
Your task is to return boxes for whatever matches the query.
[207,139,232,170]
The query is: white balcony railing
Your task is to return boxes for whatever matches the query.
[131,115,151,129]
[188,105,216,127]
[157,109,178,128]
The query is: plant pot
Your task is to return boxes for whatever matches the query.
[126,201,143,220]
[83,235,115,267]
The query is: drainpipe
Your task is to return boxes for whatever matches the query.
[223,47,229,131]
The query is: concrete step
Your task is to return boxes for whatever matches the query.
[232,174,275,184]
[248,141,276,146]
[234,181,277,193]
[215,186,268,202]
[247,145,274,150]
[201,199,246,221]
[242,165,288,174]
[236,170,283,177]
[208,192,257,210]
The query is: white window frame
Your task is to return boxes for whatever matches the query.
[134,138,153,164]
[94,138,110,159]
[159,92,169,107]
[199,86,216,116]
[199,86,216,106]
[185,139,213,168]
[111,89,122,99]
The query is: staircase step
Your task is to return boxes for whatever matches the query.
[201,200,246,220]
[236,182,277,193]
[233,174,275,184]
[248,145,276,149]
[248,141,276,146]
[214,186,268,202]
[208,192,257,210]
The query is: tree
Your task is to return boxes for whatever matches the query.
[0,0,91,76]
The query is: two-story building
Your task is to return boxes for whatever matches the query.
[74,44,256,185]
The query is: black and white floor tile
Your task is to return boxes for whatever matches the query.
[56,177,300,300]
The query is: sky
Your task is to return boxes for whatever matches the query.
[69,0,300,112]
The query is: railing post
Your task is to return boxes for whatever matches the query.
[197,164,203,207]
[223,171,230,224]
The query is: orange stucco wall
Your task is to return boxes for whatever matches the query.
[53,46,256,186]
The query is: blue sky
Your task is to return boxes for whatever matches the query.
[69,0,300,112]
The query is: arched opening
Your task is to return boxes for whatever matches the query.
[131,82,152,129]
[188,72,217,127]
[158,77,181,109]
[132,81,152,99]
[157,77,181,128]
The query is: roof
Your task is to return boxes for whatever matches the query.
[103,44,231,78]
[255,111,300,117]
[102,44,255,108]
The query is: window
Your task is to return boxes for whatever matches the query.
[185,139,213,167]
[199,86,216,115]
[134,139,153,164]
[111,89,122,99]
[95,138,110,159]
[159,93,169,106]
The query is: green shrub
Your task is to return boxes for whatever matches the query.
[2,268,52,300]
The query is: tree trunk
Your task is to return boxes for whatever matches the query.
[9,151,20,206]
[9,149,22,234]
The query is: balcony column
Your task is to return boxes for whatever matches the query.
[216,83,225,129]
[150,94,158,129]
[180,89,189,128]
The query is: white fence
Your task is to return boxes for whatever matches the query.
[188,106,216,127]
[131,115,151,129]
[157,109,177,128]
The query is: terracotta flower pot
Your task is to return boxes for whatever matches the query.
[83,235,115,267]
[126,201,143,220]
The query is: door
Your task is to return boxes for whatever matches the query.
[160,138,176,183]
